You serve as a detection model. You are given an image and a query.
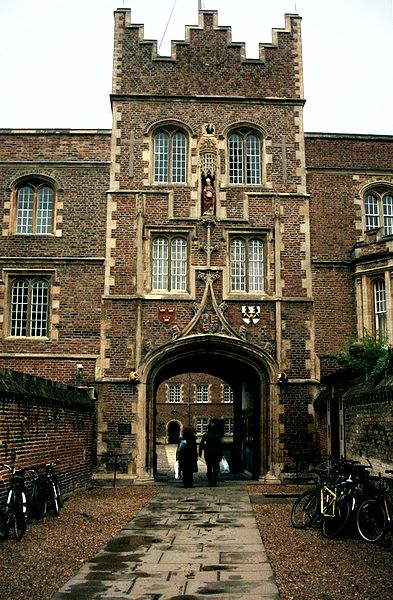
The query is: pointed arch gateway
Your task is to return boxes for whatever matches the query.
[136,334,280,482]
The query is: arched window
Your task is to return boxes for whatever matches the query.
[15,182,54,234]
[152,236,187,291]
[10,278,49,337]
[364,189,393,236]
[230,237,264,292]
[153,129,187,183]
[228,130,261,184]
[373,279,387,339]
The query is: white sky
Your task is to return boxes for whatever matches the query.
[0,0,392,134]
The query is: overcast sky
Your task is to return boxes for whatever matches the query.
[1,0,392,134]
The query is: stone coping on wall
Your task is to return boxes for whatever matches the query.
[0,369,94,410]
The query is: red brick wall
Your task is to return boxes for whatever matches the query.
[0,370,95,502]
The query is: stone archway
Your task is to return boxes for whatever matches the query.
[136,334,280,482]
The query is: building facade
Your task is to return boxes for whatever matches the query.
[0,9,392,480]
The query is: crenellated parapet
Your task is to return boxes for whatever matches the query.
[112,9,304,100]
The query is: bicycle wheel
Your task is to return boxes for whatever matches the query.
[53,480,63,509]
[356,499,386,543]
[0,508,10,540]
[291,489,319,529]
[48,482,61,516]
[13,492,27,541]
[321,498,351,539]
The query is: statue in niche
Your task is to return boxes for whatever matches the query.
[198,123,218,217]
[202,174,216,215]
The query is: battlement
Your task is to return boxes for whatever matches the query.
[112,9,304,100]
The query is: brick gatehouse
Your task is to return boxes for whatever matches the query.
[0,9,392,481]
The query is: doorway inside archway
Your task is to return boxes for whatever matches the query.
[167,420,181,444]
[147,339,270,481]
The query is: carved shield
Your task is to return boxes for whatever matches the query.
[200,311,219,334]
[158,306,176,324]
[242,305,260,325]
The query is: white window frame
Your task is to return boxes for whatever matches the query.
[168,383,182,403]
[223,384,234,403]
[373,279,387,339]
[196,417,209,434]
[364,190,393,236]
[196,384,209,403]
[224,417,234,435]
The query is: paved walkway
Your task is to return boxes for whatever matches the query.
[52,447,280,599]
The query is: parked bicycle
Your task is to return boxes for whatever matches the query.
[291,457,373,539]
[42,461,63,515]
[356,470,393,544]
[25,466,48,520]
[0,463,28,541]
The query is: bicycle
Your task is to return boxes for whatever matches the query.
[321,460,373,539]
[25,466,48,520]
[291,458,372,538]
[0,463,28,541]
[42,461,63,515]
[356,470,393,544]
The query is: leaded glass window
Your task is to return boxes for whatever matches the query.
[168,384,181,403]
[365,194,380,230]
[10,278,49,337]
[223,384,234,403]
[229,130,261,184]
[364,190,393,235]
[152,236,187,292]
[374,279,387,338]
[196,417,209,434]
[153,129,186,183]
[196,384,209,403]
[383,195,393,236]
[230,237,264,292]
[16,184,54,234]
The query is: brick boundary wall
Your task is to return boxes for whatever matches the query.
[0,370,96,502]
[344,389,393,473]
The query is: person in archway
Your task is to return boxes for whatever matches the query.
[176,426,198,488]
[199,419,223,487]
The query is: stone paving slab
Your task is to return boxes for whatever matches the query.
[52,483,279,599]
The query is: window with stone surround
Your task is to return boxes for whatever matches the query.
[168,383,182,403]
[230,237,264,292]
[228,129,261,184]
[223,384,234,403]
[153,128,187,183]
[196,384,209,403]
[373,278,387,339]
[224,417,234,435]
[13,179,55,234]
[196,416,209,434]
[152,235,188,292]
[364,189,393,236]
[9,277,49,337]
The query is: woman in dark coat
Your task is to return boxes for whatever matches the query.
[199,419,223,487]
[176,426,198,488]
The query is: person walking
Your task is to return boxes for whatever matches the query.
[176,426,198,488]
[199,419,223,487]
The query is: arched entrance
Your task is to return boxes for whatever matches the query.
[137,335,279,481]
[167,420,181,444]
